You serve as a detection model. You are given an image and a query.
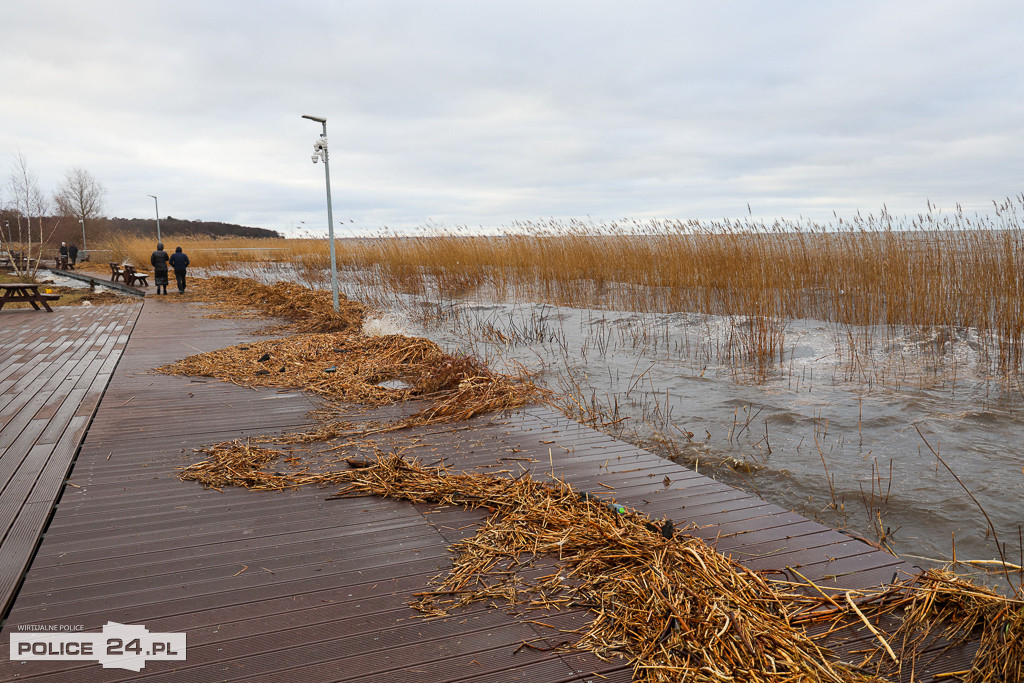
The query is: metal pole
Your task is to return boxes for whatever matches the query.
[148,194,161,244]
[79,218,88,256]
[320,122,340,312]
[303,115,340,311]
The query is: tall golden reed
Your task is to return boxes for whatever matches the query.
[98,195,1024,376]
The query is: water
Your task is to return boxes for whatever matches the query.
[205,264,1024,586]
[385,297,1024,585]
[37,271,122,293]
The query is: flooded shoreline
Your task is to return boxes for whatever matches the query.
[204,263,1024,585]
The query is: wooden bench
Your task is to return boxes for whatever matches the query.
[123,265,149,287]
[0,283,61,312]
[109,262,124,282]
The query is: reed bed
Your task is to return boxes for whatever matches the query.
[176,445,1023,681]
[101,196,1024,377]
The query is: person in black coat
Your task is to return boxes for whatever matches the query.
[169,246,190,294]
[59,242,68,270]
[150,243,170,295]
[68,243,78,267]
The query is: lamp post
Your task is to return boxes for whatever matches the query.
[147,194,161,244]
[302,114,340,311]
[78,218,88,259]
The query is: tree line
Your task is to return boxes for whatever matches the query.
[104,217,281,239]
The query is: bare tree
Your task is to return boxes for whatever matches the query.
[54,167,105,257]
[3,152,51,277]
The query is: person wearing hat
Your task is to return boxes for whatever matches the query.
[59,242,68,270]
[150,242,170,294]
[169,246,190,294]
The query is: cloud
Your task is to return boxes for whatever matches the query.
[2,0,1023,233]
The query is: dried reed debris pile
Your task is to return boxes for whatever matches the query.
[187,275,365,334]
[178,444,1023,681]
[179,439,349,491]
[159,331,548,427]
[180,446,867,680]
[330,454,875,682]
[162,275,547,426]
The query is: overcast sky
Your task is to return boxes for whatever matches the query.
[2,1,1022,236]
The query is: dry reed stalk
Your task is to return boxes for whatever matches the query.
[179,439,345,490]
[860,571,1023,683]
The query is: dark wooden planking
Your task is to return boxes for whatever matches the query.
[0,299,971,681]
[0,303,141,617]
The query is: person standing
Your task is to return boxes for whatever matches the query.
[169,246,190,294]
[59,242,68,270]
[68,243,78,268]
[150,242,170,295]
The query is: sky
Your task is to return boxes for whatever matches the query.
[2,0,1023,236]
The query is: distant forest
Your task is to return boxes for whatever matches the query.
[106,217,282,239]
[1,213,283,253]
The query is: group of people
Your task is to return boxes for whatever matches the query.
[149,243,190,295]
[58,242,79,269]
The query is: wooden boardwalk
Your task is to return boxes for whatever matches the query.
[0,299,974,681]
[0,303,141,619]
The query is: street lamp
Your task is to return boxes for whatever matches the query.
[302,114,340,311]
[147,194,161,244]
[78,218,88,260]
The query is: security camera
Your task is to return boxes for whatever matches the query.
[311,154,319,164]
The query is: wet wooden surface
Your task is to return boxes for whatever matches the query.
[0,298,972,681]
[0,303,141,618]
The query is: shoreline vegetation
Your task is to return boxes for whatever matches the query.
[150,274,1022,682]
[103,198,1024,383]
[66,206,1024,568]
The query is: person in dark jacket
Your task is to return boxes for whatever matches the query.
[150,243,170,295]
[59,242,68,270]
[169,246,190,294]
[68,243,78,267]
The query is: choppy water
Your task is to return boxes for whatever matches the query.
[209,264,1024,586]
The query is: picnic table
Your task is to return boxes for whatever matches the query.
[0,283,61,312]
[0,254,37,269]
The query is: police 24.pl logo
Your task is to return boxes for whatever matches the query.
[11,622,186,671]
